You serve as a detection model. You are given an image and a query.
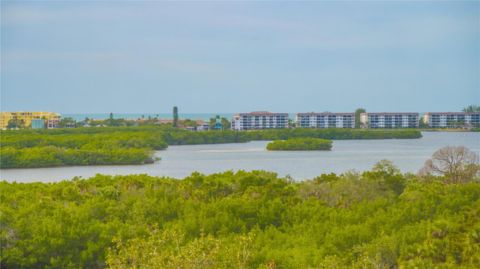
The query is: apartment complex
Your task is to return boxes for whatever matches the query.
[360,112,419,128]
[231,111,288,130]
[0,112,61,129]
[423,112,480,128]
[296,112,355,128]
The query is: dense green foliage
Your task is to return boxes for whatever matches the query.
[58,117,77,128]
[355,108,366,128]
[1,164,479,268]
[463,105,480,113]
[1,127,421,168]
[266,138,332,151]
[237,128,422,141]
[0,147,152,168]
[0,130,166,168]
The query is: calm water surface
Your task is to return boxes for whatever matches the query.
[1,132,479,183]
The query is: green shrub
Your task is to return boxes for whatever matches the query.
[266,138,332,151]
[1,168,478,268]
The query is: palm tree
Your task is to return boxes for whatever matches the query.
[463,105,480,113]
[173,106,179,127]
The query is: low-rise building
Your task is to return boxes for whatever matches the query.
[296,112,355,128]
[196,123,210,131]
[31,119,46,129]
[423,112,480,128]
[195,120,210,131]
[360,112,419,128]
[231,111,288,130]
[47,118,60,129]
[0,112,61,129]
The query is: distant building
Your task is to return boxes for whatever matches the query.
[0,112,61,129]
[231,111,288,130]
[158,119,174,125]
[47,118,60,129]
[31,119,45,129]
[296,112,354,128]
[360,112,419,128]
[195,120,210,131]
[423,112,480,128]
[214,116,223,130]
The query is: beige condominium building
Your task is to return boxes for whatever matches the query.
[0,112,61,129]
[423,112,480,128]
[360,112,419,128]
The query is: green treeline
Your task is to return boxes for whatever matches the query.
[1,166,479,268]
[267,138,332,151]
[240,128,422,141]
[0,127,421,168]
[0,146,152,168]
[0,131,166,168]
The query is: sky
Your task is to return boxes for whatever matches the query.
[1,1,479,114]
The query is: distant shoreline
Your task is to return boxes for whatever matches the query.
[62,113,236,121]
[420,128,480,132]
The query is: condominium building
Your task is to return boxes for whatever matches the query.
[296,112,355,128]
[423,112,480,128]
[360,112,419,128]
[0,112,61,129]
[231,111,288,130]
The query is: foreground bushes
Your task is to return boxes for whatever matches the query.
[1,166,479,268]
[267,138,332,151]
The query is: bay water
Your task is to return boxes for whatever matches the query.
[1,132,478,183]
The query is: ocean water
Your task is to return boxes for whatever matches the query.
[1,132,479,183]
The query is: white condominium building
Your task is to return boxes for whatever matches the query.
[296,112,355,128]
[231,111,289,130]
[360,112,419,128]
[423,112,480,128]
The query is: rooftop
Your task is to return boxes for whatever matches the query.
[297,112,354,116]
[424,112,480,115]
[236,111,289,116]
[362,112,419,115]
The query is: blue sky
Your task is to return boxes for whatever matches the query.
[1,1,478,113]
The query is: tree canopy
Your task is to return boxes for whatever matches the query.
[1,161,479,268]
[463,105,480,113]
[419,146,479,183]
[266,138,332,151]
[355,108,366,128]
